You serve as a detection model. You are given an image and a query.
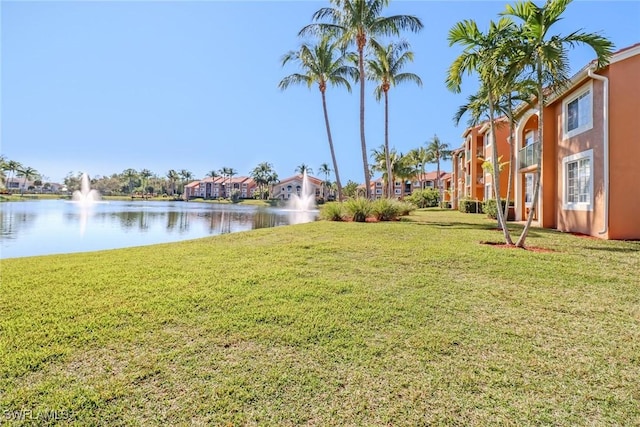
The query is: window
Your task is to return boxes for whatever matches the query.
[563,149,593,211]
[524,173,534,206]
[484,183,492,201]
[484,132,491,147]
[524,130,537,146]
[563,82,593,138]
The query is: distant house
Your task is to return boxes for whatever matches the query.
[271,174,325,201]
[184,176,258,200]
[366,172,450,199]
[4,177,31,191]
[184,181,201,199]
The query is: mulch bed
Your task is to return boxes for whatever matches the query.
[480,241,555,253]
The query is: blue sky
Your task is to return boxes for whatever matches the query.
[2,0,639,184]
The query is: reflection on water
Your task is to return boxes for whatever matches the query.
[0,210,38,239]
[0,200,318,259]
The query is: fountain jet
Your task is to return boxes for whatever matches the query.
[72,173,101,204]
[287,170,316,211]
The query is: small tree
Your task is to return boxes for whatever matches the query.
[342,180,360,198]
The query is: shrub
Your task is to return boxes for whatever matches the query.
[372,198,401,221]
[396,201,416,217]
[344,198,372,222]
[405,188,439,208]
[483,199,513,220]
[458,199,483,214]
[319,202,344,221]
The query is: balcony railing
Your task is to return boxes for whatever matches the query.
[519,142,540,169]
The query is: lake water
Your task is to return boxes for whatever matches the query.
[0,200,317,259]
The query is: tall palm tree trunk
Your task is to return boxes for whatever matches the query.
[436,159,441,206]
[488,94,513,244]
[516,61,544,248]
[321,90,343,201]
[358,43,371,199]
[504,103,515,222]
[384,90,393,198]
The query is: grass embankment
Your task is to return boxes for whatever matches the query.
[1,210,639,425]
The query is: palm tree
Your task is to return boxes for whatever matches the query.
[503,0,613,247]
[447,18,517,243]
[0,156,6,190]
[367,39,422,198]
[166,169,179,196]
[279,36,357,202]
[227,168,237,198]
[318,162,332,198]
[250,162,277,199]
[122,168,138,194]
[218,167,237,199]
[425,134,452,207]
[17,166,39,193]
[205,170,219,179]
[218,167,230,198]
[371,145,411,198]
[5,160,22,192]
[139,168,153,194]
[179,169,193,195]
[318,162,332,181]
[406,147,429,189]
[295,164,313,176]
[265,171,279,199]
[301,0,423,198]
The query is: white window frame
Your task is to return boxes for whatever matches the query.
[524,173,535,207]
[524,130,536,146]
[562,149,593,211]
[484,183,492,201]
[563,81,593,139]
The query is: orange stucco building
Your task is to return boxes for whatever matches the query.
[513,43,640,239]
[450,120,512,209]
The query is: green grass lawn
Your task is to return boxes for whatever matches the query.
[1,210,638,425]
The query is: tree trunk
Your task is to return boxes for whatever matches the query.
[489,92,513,245]
[384,90,393,198]
[436,159,441,206]
[321,90,343,201]
[504,104,515,222]
[516,59,544,248]
[358,46,371,199]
